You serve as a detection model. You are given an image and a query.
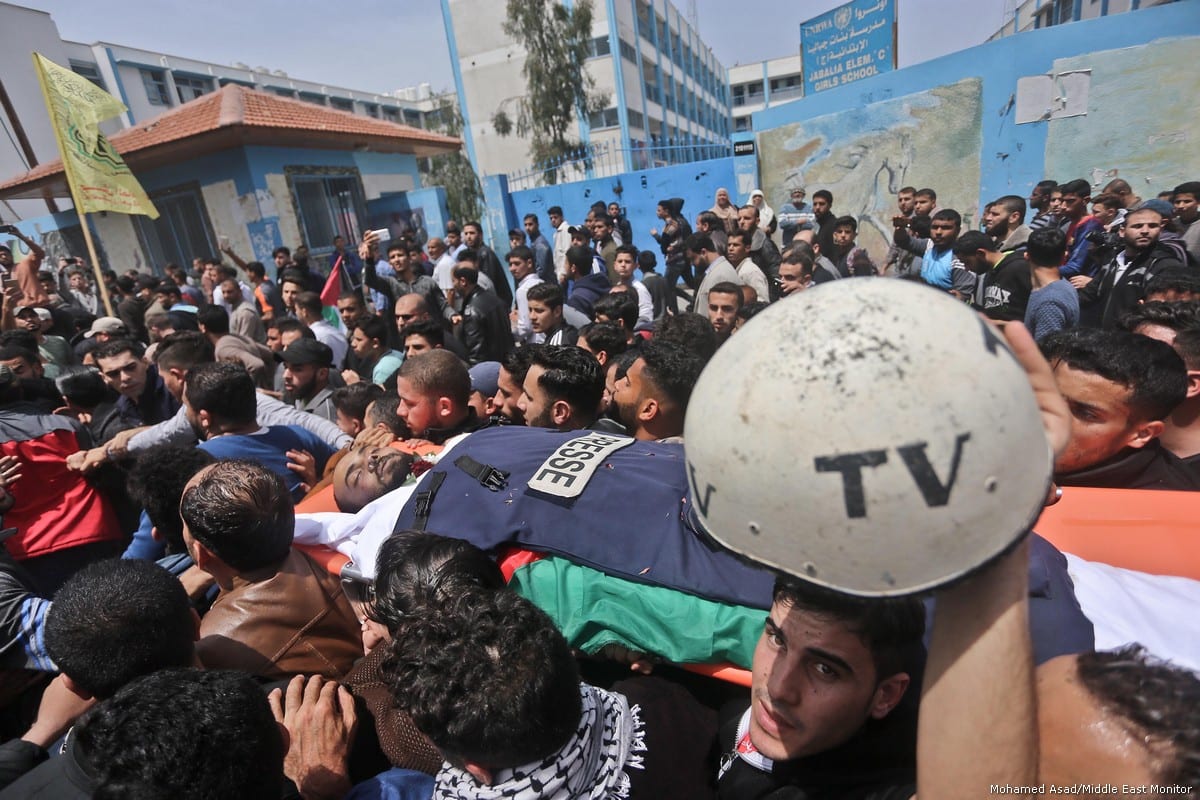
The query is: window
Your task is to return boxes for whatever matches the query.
[403,109,422,127]
[381,107,400,123]
[174,75,212,103]
[587,36,611,58]
[288,171,367,253]
[587,107,620,129]
[140,69,171,106]
[272,87,297,97]
[361,102,379,117]
[619,38,638,65]
[298,92,327,105]
[133,183,217,270]
[628,109,645,130]
[329,97,354,112]
[70,62,105,90]
[770,75,804,102]
[637,1,653,41]
[218,77,255,88]
[734,115,750,133]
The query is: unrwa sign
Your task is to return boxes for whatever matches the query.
[800,0,896,95]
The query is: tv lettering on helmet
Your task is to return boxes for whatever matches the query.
[528,432,634,499]
[815,433,972,518]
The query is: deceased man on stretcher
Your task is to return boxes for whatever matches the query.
[297,425,1097,671]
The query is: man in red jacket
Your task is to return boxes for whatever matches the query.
[0,364,122,594]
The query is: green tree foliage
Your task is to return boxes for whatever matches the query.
[492,0,609,177]
[420,94,483,223]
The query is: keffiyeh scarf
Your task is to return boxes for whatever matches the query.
[434,683,646,799]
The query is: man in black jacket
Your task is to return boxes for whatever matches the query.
[453,265,513,365]
[1076,205,1184,328]
[462,221,513,308]
[1041,327,1200,490]
[717,574,924,800]
[953,230,1032,322]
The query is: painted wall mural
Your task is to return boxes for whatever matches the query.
[756,78,983,261]
[1045,38,1199,195]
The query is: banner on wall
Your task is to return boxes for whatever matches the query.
[800,0,896,96]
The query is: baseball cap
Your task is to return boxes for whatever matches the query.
[468,361,501,397]
[84,317,128,338]
[14,306,51,322]
[277,339,334,367]
[568,226,589,237]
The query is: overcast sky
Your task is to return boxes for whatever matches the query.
[25,0,1012,96]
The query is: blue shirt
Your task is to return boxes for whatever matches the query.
[371,350,405,386]
[199,426,336,500]
[1024,279,1080,341]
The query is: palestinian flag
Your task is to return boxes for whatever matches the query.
[320,255,354,333]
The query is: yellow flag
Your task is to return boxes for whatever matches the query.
[32,53,159,219]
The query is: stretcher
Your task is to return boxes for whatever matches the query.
[298,484,1200,689]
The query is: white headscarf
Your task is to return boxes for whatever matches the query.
[749,189,775,232]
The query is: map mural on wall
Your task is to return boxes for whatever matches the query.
[1045,38,1198,195]
[756,78,983,261]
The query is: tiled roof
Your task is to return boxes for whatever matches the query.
[0,84,460,193]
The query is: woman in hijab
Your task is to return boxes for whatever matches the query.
[750,189,777,236]
[709,187,739,235]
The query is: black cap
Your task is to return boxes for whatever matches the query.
[277,338,333,367]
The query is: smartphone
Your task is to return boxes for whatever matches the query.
[218,234,230,250]
[369,228,392,243]
[0,225,17,236]
[2,278,18,293]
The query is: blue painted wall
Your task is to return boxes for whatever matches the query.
[241,146,419,190]
[508,156,737,251]
[138,149,254,195]
[750,1,1200,218]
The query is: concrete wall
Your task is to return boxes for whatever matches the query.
[508,155,737,252]
[749,1,1200,261]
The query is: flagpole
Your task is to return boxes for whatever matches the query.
[77,213,114,317]
[30,53,116,316]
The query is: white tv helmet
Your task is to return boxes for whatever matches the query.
[684,278,1052,597]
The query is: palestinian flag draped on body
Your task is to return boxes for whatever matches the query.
[31,53,158,219]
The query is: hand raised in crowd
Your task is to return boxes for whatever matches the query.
[268,675,358,800]
[358,231,379,262]
[340,369,361,386]
[0,454,21,513]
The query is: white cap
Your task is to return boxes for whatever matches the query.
[684,279,1052,596]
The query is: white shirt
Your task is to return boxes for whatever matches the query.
[310,319,349,369]
[553,221,572,280]
[621,279,654,326]
[433,252,457,292]
[735,259,771,304]
[513,272,545,344]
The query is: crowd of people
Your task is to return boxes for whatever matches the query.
[0,172,1196,799]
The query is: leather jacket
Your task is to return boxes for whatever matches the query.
[456,286,513,365]
[196,547,362,680]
